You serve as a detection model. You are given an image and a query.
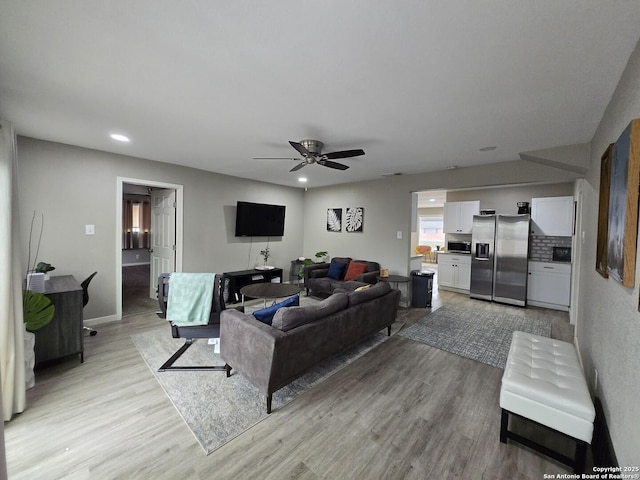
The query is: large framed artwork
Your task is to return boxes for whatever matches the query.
[327,208,342,232]
[606,119,640,288]
[345,207,364,233]
[595,144,613,278]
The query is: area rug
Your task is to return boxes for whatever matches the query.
[132,313,403,454]
[398,302,551,369]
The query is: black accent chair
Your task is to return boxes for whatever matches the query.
[156,273,243,372]
[81,272,98,336]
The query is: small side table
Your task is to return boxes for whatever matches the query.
[378,274,410,309]
[290,259,304,286]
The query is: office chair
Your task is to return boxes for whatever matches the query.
[81,271,98,336]
[156,273,243,371]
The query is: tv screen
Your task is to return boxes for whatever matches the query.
[235,201,286,237]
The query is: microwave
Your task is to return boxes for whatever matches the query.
[447,241,471,253]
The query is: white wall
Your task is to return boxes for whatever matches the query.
[577,37,640,465]
[303,160,582,276]
[17,137,304,320]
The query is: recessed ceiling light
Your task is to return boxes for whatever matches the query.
[110,133,130,143]
[479,146,496,152]
[298,176,307,183]
[429,198,436,202]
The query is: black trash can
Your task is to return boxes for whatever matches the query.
[411,269,434,307]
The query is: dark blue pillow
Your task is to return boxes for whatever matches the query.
[252,294,300,325]
[327,260,347,280]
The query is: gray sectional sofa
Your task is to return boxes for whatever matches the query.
[220,281,401,413]
[303,257,381,296]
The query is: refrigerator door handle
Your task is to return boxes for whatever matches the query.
[474,257,490,261]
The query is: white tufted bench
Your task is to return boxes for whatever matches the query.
[500,331,595,473]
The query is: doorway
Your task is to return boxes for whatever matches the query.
[116,177,184,320]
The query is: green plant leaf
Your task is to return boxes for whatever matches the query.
[23,290,55,331]
[35,262,55,273]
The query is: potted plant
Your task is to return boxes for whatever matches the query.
[23,290,55,332]
[23,289,55,389]
[259,247,271,268]
[35,261,55,280]
[298,251,329,279]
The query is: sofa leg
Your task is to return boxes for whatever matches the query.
[225,363,232,377]
[305,288,309,296]
[387,325,391,336]
[266,394,272,414]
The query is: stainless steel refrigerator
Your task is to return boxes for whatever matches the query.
[470,214,530,306]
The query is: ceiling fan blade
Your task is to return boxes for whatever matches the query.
[289,141,310,157]
[323,149,365,160]
[289,162,307,172]
[253,157,299,160]
[319,160,349,170]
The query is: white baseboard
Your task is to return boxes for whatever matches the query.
[527,299,569,312]
[84,315,119,326]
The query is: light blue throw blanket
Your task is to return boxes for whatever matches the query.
[166,273,215,327]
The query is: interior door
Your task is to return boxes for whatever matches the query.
[150,189,176,298]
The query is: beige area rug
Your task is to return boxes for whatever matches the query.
[132,296,403,454]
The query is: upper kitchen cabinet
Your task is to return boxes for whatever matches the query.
[443,201,480,234]
[530,196,574,236]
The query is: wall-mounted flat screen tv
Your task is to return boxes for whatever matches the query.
[235,201,286,237]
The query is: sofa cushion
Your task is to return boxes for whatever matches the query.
[271,293,349,331]
[346,280,391,307]
[344,261,368,281]
[252,295,299,325]
[327,260,348,280]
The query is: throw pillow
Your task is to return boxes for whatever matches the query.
[344,261,367,281]
[327,260,347,280]
[354,284,371,291]
[252,294,300,325]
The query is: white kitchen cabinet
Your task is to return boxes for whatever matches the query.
[531,196,574,236]
[438,253,471,292]
[527,261,571,311]
[443,201,480,233]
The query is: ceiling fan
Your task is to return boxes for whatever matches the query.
[254,139,365,172]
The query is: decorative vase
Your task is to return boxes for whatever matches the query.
[24,326,36,389]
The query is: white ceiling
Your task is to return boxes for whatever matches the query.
[1,1,640,189]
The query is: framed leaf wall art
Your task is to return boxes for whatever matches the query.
[327,208,342,232]
[345,207,364,233]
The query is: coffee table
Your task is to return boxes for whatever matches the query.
[240,283,301,308]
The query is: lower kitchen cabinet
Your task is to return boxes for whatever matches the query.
[527,261,571,311]
[438,253,471,292]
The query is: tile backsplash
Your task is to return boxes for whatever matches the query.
[530,235,572,262]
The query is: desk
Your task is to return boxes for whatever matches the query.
[377,275,410,309]
[240,283,301,308]
[34,275,83,366]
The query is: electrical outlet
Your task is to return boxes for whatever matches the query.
[397,231,403,239]
[85,224,95,235]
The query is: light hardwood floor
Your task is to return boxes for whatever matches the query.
[6,286,579,479]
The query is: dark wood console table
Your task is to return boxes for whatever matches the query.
[224,268,283,303]
[34,275,83,366]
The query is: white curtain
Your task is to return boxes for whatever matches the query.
[0,119,25,421]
